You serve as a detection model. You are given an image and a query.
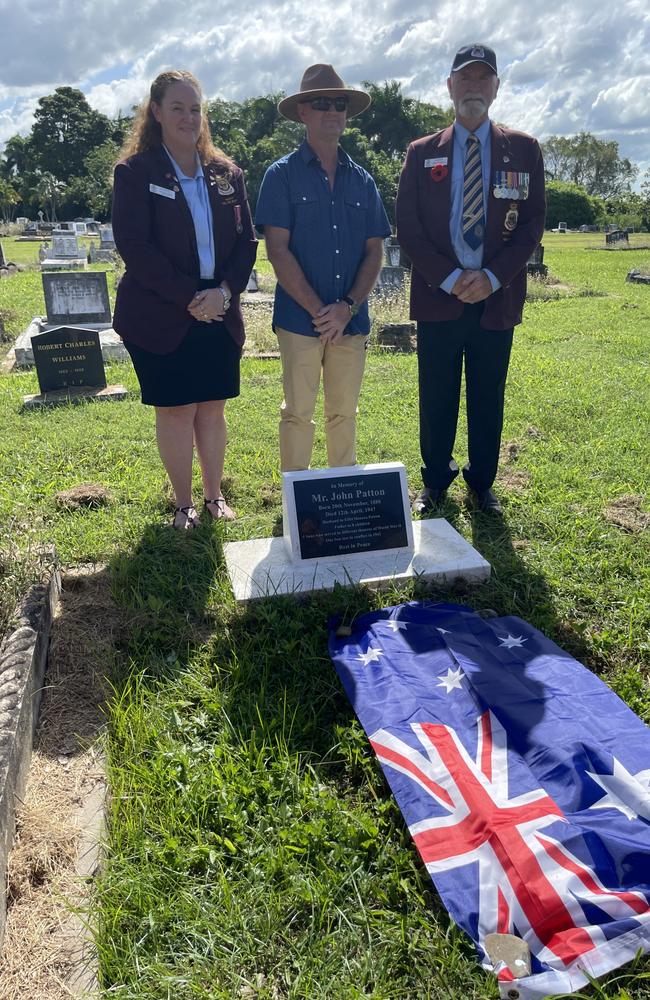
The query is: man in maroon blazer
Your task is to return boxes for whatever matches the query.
[396,43,545,514]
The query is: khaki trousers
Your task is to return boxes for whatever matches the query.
[276,328,368,471]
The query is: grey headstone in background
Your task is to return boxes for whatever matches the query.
[0,243,5,267]
[527,243,548,277]
[38,242,49,261]
[73,222,87,235]
[374,265,406,294]
[605,229,629,245]
[52,234,81,258]
[32,326,106,394]
[99,225,115,247]
[42,271,112,326]
[384,238,401,267]
[246,269,258,292]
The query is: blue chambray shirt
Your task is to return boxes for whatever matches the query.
[255,140,391,337]
[163,146,215,279]
[440,119,500,295]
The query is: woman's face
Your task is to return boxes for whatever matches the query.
[152,81,202,152]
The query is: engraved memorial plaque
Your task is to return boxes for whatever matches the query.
[42,271,112,325]
[31,326,106,393]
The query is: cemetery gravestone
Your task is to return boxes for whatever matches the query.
[605,230,629,246]
[42,271,112,326]
[374,265,406,295]
[246,269,258,293]
[526,243,548,278]
[24,326,127,408]
[223,462,490,600]
[0,243,5,267]
[284,465,413,562]
[32,327,106,393]
[99,225,115,248]
[52,234,81,258]
[90,226,116,262]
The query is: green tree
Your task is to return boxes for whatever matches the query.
[81,139,121,217]
[359,81,452,158]
[545,181,603,230]
[0,178,20,221]
[30,87,113,183]
[542,133,637,198]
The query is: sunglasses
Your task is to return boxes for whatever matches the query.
[302,96,349,112]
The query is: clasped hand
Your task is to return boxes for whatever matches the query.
[451,269,492,304]
[187,287,228,322]
[312,300,351,345]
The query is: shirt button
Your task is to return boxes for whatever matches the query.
[333,225,337,229]
[335,249,340,254]
[336,274,341,279]
[356,202,360,206]
[302,196,307,201]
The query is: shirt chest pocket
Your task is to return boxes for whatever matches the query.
[345,195,368,236]
[291,193,318,228]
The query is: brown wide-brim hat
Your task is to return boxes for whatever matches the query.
[278,63,371,122]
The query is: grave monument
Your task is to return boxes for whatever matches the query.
[14,271,128,366]
[224,462,490,601]
[23,326,127,408]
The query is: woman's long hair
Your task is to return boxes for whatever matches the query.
[119,70,234,173]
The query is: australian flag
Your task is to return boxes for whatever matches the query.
[328,601,650,999]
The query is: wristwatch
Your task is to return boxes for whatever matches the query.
[342,295,360,316]
[218,284,231,310]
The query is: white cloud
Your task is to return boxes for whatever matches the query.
[0,0,648,181]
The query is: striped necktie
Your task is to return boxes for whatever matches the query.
[462,134,485,250]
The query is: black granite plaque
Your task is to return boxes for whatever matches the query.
[31,326,106,393]
[293,470,409,560]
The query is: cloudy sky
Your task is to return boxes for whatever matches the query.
[1,0,649,181]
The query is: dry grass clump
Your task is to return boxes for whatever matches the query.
[603,494,650,534]
[55,483,113,510]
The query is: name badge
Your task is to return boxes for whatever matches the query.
[149,183,175,199]
[492,171,529,200]
[425,157,448,168]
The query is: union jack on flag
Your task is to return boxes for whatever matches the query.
[329,602,650,999]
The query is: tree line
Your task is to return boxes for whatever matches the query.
[1,83,648,230]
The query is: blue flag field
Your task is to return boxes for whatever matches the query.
[329,601,650,999]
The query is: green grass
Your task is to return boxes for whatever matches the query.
[0,233,649,998]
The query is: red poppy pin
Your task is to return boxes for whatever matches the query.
[430,163,448,182]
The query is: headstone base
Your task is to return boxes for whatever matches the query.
[224,518,490,601]
[14,319,129,366]
[22,384,128,409]
[40,258,87,271]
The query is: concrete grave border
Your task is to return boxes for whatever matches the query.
[0,555,61,947]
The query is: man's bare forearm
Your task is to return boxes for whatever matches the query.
[267,245,322,317]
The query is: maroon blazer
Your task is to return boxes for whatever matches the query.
[112,146,257,354]
[396,123,545,330]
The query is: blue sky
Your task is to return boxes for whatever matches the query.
[1,0,648,182]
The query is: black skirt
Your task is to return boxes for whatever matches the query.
[123,281,241,407]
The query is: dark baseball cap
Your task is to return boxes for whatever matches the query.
[451,44,497,74]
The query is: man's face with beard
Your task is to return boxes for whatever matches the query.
[447,62,499,129]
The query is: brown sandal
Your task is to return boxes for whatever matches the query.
[203,497,236,521]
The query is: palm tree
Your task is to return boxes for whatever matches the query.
[33,171,66,222]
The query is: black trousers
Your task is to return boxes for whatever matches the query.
[417,304,514,493]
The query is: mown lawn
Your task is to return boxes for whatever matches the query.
[0,233,649,998]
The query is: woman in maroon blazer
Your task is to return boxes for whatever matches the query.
[112,70,257,528]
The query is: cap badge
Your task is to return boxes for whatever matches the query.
[471,46,485,58]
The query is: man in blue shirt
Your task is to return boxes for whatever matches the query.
[256,64,391,471]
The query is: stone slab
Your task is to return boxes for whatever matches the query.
[224,518,490,601]
[40,258,87,271]
[14,319,128,366]
[23,384,128,409]
[0,562,61,947]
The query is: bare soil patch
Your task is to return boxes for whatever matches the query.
[603,494,650,534]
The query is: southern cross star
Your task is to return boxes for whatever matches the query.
[436,627,451,635]
[356,647,384,666]
[437,667,464,693]
[498,634,528,649]
[386,619,408,632]
[586,761,650,822]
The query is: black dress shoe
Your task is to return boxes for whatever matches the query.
[412,487,446,515]
[469,487,503,514]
